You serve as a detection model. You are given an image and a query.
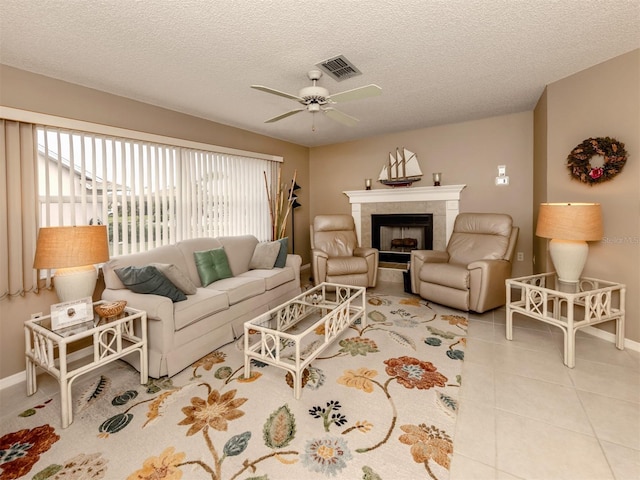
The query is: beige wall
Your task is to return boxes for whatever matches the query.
[0,65,310,380]
[309,111,535,279]
[536,49,640,342]
[533,88,550,272]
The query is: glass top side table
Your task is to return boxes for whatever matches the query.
[506,273,625,368]
[24,301,148,428]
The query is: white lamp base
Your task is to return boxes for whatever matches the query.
[548,239,589,284]
[53,265,98,302]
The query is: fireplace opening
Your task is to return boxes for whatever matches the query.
[372,214,433,264]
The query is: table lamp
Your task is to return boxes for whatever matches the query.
[536,203,603,283]
[33,225,110,302]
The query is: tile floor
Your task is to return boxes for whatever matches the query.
[2,281,639,479]
[369,281,640,480]
[449,299,639,480]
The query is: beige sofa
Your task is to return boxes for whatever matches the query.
[102,235,301,378]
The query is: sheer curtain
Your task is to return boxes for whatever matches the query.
[0,120,39,300]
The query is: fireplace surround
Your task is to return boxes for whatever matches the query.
[343,185,466,247]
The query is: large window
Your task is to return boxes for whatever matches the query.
[37,126,278,256]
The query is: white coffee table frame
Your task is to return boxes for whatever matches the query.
[244,282,366,399]
[506,273,625,368]
[24,301,147,428]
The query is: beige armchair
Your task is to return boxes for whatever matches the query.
[311,214,378,287]
[411,213,519,313]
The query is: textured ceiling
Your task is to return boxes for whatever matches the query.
[1,0,639,147]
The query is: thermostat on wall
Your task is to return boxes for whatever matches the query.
[495,165,509,186]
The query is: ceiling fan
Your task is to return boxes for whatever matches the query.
[251,70,382,126]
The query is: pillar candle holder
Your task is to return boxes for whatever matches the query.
[433,172,442,186]
[365,178,372,190]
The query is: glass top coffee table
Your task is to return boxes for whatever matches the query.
[244,283,366,399]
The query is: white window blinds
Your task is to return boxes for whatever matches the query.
[181,149,273,241]
[37,126,277,256]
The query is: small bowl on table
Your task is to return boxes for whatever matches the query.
[94,300,127,323]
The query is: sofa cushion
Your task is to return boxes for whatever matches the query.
[241,266,295,291]
[218,235,259,276]
[173,288,229,331]
[420,263,470,290]
[206,276,265,305]
[274,238,288,268]
[103,244,187,290]
[175,237,223,286]
[151,263,197,295]
[249,241,281,269]
[194,247,233,286]
[115,265,187,302]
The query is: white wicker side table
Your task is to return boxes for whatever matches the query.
[24,301,148,428]
[506,273,625,368]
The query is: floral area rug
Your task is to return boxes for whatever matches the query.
[1,294,467,480]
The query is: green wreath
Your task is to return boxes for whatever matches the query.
[567,137,627,185]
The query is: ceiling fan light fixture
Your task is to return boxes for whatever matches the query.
[251,69,381,126]
[298,86,329,105]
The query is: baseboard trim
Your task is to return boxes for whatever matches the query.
[581,325,640,352]
[0,345,93,391]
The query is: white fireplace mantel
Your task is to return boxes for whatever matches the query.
[343,185,466,245]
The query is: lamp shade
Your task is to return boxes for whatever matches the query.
[33,226,110,269]
[536,203,603,241]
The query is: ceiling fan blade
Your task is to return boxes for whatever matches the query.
[251,85,303,102]
[327,84,382,103]
[323,107,359,127]
[264,109,305,123]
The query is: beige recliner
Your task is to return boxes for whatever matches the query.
[411,213,519,313]
[311,214,378,287]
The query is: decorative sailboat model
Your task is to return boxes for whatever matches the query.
[378,148,423,187]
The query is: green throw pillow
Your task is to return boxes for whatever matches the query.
[274,237,288,268]
[249,241,281,269]
[114,265,187,302]
[194,247,233,286]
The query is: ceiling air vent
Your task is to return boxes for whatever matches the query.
[316,55,362,82]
